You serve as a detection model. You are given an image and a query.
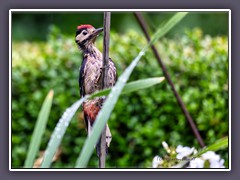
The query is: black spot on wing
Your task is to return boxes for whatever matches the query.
[79,56,87,97]
[83,112,89,133]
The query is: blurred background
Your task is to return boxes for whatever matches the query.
[12,12,228,41]
[12,11,229,168]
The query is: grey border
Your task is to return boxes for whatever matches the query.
[9,9,230,172]
[1,0,239,179]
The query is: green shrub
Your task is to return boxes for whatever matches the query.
[12,26,228,168]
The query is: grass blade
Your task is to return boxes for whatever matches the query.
[40,97,86,168]
[150,12,188,45]
[193,136,228,158]
[121,77,165,94]
[91,77,165,98]
[75,12,187,168]
[24,90,54,168]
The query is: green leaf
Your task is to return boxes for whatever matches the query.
[40,97,86,168]
[39,77,164,168]
[91,77,165,98]
[122,77,165,94]
[193,136,228,158]
[150,12,188,45]
[75,12,188,168]
[24,90,54,168]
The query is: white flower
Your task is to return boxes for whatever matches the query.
[201,151,225,168]
[152,155,163,168]
[209,159,225,168]
[176,145,195,160]
[201,151,220,161]
[162,141,169,150]
[162,141,170,153]
[188,158,204,168]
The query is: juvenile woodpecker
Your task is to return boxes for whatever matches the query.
[75,24,117,156]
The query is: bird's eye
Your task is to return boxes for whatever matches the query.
[82,31,88,35]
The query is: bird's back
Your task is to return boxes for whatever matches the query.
[80,48,117,97]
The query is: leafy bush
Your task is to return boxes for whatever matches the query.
[12,26,228,168]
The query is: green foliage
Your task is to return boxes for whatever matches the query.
[12,26,228,168]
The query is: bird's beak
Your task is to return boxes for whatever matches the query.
[92,27,104,37]
[88,27,103,42]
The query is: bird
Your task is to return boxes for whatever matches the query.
[75,24,117,157]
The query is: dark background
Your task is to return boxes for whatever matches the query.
[12,12,228,41]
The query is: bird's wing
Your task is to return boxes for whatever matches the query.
[79,56,87,97]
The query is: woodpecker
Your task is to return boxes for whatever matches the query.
[75,24,117,156]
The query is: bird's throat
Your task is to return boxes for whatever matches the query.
[83,45,102,59]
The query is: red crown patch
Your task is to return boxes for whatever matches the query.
[77,24,94,30]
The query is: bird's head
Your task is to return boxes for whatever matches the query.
[75,24,103,50]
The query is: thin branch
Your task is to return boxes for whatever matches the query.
[134,12,205,148]
[99,12,111,168]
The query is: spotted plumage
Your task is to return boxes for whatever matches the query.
[75,24,117,156]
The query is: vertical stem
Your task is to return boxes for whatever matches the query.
[99,12,111,168]
[134,12,205,148]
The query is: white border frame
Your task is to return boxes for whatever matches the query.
[9,9,231,171]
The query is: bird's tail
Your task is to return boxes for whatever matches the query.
[96,124,112,157]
